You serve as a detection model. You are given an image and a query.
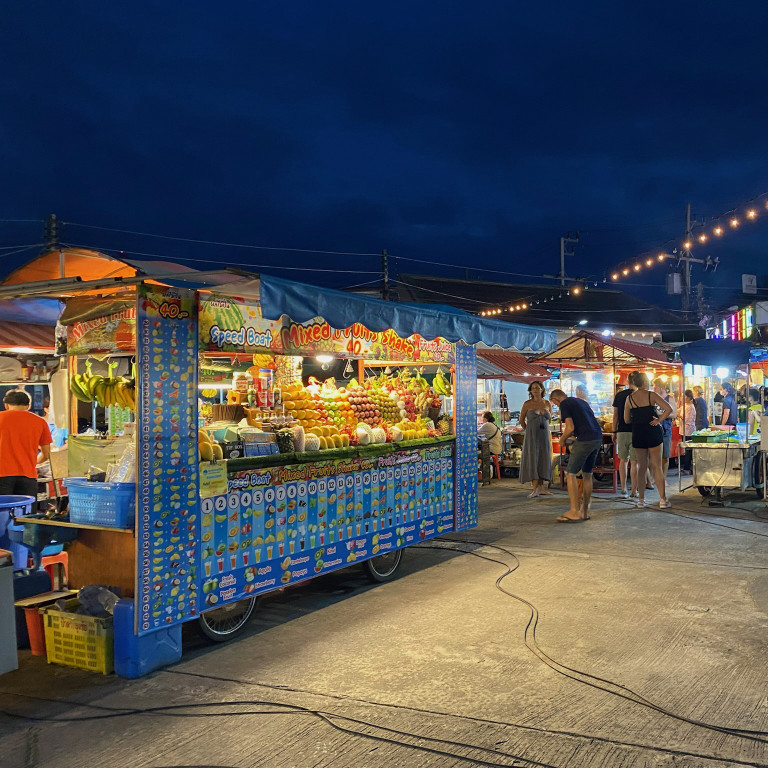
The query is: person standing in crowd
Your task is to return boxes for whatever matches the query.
[550,389,602,522]
[653,378,677,478]
[624,371,673,509]
[612,380,636,499]
[518,381,552,498]
[478,411,502,456]
[575,384,589,401]
[0,390,52,496]
[720,382,738,427]
[748,388,762,435]
[693,385,709,430]
[680,389,697,473]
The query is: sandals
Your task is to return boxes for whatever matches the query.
[635,499,645,508]
[659,499,671,509]
[556,514,590,523]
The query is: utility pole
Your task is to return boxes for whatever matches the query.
[559,232,579,286]
[381,249,390,301]
[43,213,59,252]
[681,204,692,315]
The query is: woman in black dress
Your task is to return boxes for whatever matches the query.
[623,371,673,509]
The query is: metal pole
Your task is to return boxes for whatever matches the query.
[682,204,692,317]
[559,237,565,286]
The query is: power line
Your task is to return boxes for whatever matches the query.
[59,243,380,275]
[62,221,381,257]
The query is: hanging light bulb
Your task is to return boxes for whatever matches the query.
[747,209,757,219]
[611,273,619,280]
[572,287,580,295]
[522,302,528,308]
[645,258,653,266]
[622,268,629,276]
[683,241,692,250]
[698,234,707,243]
[730,217,739,227]
[633,264,641,271]
[657,253,665,261]
[714,225,723,235]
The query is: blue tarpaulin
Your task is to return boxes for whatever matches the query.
[258,275,556,353]
[0,298,61,325]
[677,338,753,367]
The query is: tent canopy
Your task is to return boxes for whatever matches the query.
[476,349,550,382]
[259,275,556,352]
[534,330,673,366]
[677,339,753,367]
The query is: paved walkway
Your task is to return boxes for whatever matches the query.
[2,475,768,767]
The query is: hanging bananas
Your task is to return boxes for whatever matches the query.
[69,367,137,411]
[433,370,453,397]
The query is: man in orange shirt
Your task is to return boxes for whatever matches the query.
[0,390,52,497]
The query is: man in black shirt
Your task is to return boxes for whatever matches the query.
[612,383,635,499]
[720,382,737,427]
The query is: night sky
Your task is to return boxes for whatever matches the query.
[2,3,767,313]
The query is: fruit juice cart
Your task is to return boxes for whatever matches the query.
[0,268,555,677]
[677,338,764,501]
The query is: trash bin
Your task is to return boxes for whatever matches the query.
[0,548,18,673]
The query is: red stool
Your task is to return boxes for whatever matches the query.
[41,552,69,590]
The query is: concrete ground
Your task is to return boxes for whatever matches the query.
[2,473,768,768]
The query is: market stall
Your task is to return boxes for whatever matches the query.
[2,266,555,677]
[677,339,764,501]
[534,330,682,487]
[475,348,552,476]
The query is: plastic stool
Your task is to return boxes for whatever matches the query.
[41,552,69,590]
[490,454,501,479]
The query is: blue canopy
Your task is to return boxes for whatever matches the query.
[677,338,753,367]
[0,297,61,325]
[258,275,556,353]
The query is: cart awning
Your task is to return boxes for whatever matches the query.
[534,330,672,365]
[0,322,55,352]
[476,349,550,381]
[259,275,556,353]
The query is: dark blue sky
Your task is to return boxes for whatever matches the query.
[2,2,767,313]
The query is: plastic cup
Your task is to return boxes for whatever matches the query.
[217,557,224,573]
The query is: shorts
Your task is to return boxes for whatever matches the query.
[566,439,601,476]
[662,433,671,459]
[616,432,636,461]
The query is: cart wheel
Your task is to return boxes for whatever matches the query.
[364,548,404,583]
[196,596,258,643]
[696,486,713,497]
[753,456,764,499]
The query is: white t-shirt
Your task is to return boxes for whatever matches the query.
[478,421,502,454]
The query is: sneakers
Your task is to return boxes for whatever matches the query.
[621,490,630,499]
[659,499,671,509]
[631,490,639,498]
[635,499,645,508]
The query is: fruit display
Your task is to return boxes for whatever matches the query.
[70,360,137,411]
[198,429,223,461]
[275,367,451,450]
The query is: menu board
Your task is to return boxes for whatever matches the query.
[136,286,201,635]
[453,344,478,530]
[199,444,455,608]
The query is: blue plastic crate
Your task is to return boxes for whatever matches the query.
[63,480,136,529]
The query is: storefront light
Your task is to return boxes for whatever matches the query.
[601,329,611,336]
[316,354,334,364]
[8,347,39,354]
[578,319,588,325]
[716,367,729,379]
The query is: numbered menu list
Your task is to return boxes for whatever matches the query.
[137,286,200,635]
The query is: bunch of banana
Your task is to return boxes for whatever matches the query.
[433,370,452,397]
[69,362,136,410]
[251,353,273,369]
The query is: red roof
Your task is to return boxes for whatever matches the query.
[0,322,55,352]
[476,349,550,381]
[535,330,673,365]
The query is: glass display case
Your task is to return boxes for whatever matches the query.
[558,369,616,432]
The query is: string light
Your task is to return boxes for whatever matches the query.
[683,241,692,249]
[572,287,580,295]
[714,225,723,235]
[698,234,707,243]
[747,209,757,219]
[622,268,629,275]
[645,258,653,266]
[730,217,739,227]
[633,264,641,271]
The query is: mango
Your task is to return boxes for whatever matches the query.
[211,444,223,460]
[198,430,212,444]
[199,442,214,461]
